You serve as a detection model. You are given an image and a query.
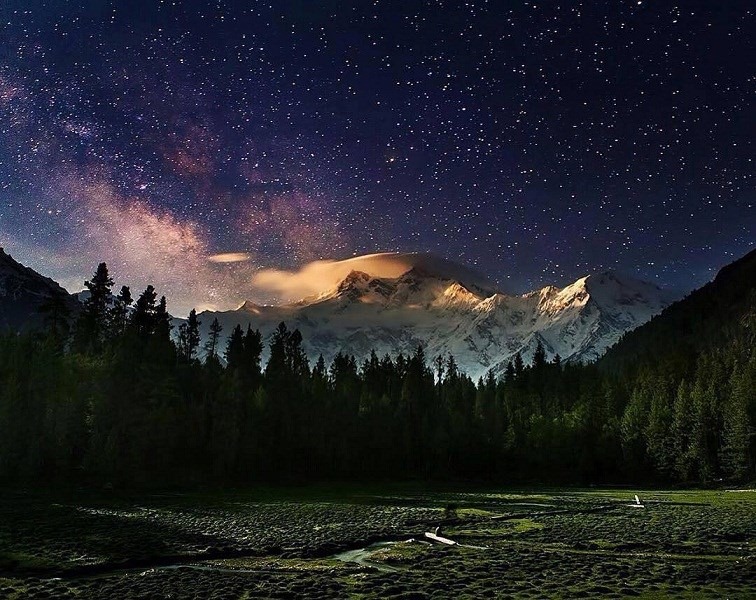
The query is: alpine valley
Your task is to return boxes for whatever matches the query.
[195,253,676,380]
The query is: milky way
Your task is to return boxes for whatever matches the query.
[0,1,752,314]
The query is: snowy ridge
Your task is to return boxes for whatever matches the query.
[197,253,676,380]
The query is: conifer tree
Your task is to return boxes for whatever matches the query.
[719,366,751,480]
[74,262,114,351]
[645,381,675,477]
[266,322,290,381]
[110,286,132,337]
[241,326,264,387]
[433,354,445,382]
[504,360,515,383]
[514,352,525,378]
[205,317,223,363]
[533,340,547,369]
[178,309,201,362]
[225,325,245,371]
[671,379,695,480]
[38,294,71,347]
[445,354,459,383]
[132,285,158,337]
[691,380,717,482]
[155,296,172,341]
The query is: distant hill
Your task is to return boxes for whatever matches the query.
[0,247,78,332]
[600,248,756,373]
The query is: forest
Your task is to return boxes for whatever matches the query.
[0,262,753,486]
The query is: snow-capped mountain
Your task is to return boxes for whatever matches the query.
[197,253,676,380]
[0,247,78,331]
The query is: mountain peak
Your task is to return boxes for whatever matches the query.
[333,270,377,301]
[263,252,501,308]
[586,269,652,287]
[323,252,500,296]
[338,270,372,287]
[580,270,673,310]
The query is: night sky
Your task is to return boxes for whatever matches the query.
[0,1,753,313]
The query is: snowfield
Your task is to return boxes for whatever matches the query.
[192,253,676,380]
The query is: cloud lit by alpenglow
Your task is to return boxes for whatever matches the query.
[251,254,411,302]
[208,252,253,264]
[250,252,498,302]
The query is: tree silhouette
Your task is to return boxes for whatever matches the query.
[74,262,114,352]
[132,285,158,337]
[110,285,132,336]
[178,309,201,362]
[205,317,223,363]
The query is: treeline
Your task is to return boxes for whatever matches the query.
[0,263,753,486]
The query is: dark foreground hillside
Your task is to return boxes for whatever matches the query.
[601,248,756,374]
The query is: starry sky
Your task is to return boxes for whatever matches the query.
[0,1,753,313]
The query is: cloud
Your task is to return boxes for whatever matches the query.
[251,253,418,301]
[208,252,253,263]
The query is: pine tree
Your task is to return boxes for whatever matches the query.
[533,340,547,369]
[132,285,158,337]
[313,354,327,380]
[286,328,310,381]
[645,380,675,477]
[38,294,71,347]
[266,322,289,381]
[205,317,223,362]
[690,380,717,483]
[621,381,652,476]
[445,355,459,383]
[241,326,264,387]
[155,296,172,342]
[225,325,245,371]
[74,262,114,351]
[719,366,751,480]
[109,286,132,337]
[433,354,445,382]
[514,352,524,378]
[178,309,201,362]
[671,379,695,480]
[504,360,515,383]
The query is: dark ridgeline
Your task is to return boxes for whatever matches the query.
[0,252,754,487]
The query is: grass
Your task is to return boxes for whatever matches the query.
[511,517,545,533]
[0,551,58,571]
[0,486,753,599]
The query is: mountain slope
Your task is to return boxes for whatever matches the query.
[599,248,756,373]
[0,247,78,332]
[199,253,675,379]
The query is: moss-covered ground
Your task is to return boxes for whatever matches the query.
[0,485,753,598]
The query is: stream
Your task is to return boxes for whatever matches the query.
[333,541,406,572]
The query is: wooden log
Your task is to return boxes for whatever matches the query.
[424,532,457,546]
